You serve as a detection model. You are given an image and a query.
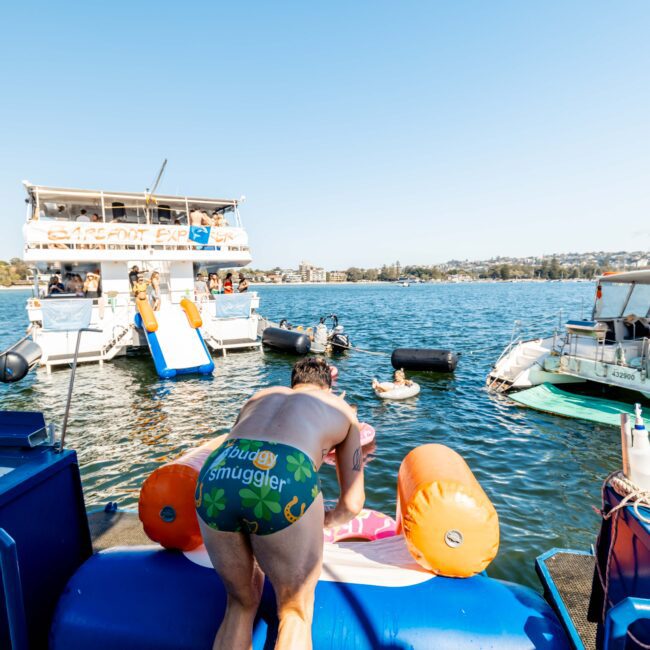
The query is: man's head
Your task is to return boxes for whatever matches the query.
[291,357,332,390]
[394,369,406,384]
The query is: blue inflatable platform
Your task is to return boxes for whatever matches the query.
[50,537,569,649]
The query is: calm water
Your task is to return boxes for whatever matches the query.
[0,282,615,589]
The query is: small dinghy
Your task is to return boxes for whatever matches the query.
[373,381,421,400]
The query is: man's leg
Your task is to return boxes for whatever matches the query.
[198,520,264,650]
[250,493,324,650]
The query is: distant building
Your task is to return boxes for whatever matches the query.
[298,260,326,282]
[328,271,347,282]
[282,271,302,283]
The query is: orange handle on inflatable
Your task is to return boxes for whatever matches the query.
[396,444,499,577]
[180,298,202,329]
[138,435,226,551]
[136,298,158,333]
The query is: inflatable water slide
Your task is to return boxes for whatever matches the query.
[135,298,214,378]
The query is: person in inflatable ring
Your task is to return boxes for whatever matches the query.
[372,368,413,393]
[195,357,364,649]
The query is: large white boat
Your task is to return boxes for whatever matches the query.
[22,182,261,372]
[487,271,650,399]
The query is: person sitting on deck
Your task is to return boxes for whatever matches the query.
[76,209,90,222]
[83,272,100,298]
[195,357,364,650]
[47,275,65,295]
[372,369,412,393]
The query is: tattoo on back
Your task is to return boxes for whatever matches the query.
[352,447,361,472]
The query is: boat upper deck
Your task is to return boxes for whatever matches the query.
[22,183,252,265]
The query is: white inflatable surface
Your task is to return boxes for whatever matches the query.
[373,381,421,400]
[154,307,211,370]
[184,535,434,588]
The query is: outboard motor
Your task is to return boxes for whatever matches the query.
[329,325,351,352]
[319,315,351,352]
[0,338,42,382]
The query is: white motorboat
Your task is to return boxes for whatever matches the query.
[21,182,261,371]
[487,271,650,399]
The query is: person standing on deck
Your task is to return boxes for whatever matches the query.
[223,272,234,294]
[195,357,365,650]
[237,273,249,293]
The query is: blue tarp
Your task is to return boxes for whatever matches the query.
[41,299,93,331]
[214,294,252,319]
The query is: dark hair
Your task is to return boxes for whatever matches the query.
[291,357,332,389]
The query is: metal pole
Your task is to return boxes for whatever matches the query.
[58,328,101,452]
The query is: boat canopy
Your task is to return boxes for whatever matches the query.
[23,183,241,225]
[594,271,650,319]
[599,270,650,285]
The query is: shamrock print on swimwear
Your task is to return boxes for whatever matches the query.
[286,452,313,482]
[203,488,227,518]
[239,485,282,521]
[237,439,263,453]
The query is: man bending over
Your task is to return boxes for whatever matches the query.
[195,357,365,650]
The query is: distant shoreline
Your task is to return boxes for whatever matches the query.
[0,285,37,292]
[249,278,589,287]
[0,278,590,292]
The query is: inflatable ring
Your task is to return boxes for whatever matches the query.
[374,381,420,400]
[323,508,397,543]
[323,423,375,466]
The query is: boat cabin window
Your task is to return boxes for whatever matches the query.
[622,283,650,318]
[595,282,631,319]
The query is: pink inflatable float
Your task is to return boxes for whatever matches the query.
[323,423,375,466]
[323,508,397,543]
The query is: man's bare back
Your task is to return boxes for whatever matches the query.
[230,385,357,470]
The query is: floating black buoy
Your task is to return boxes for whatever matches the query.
[391,348,459,373]
[262,327,311,355]
[0,339,42,383]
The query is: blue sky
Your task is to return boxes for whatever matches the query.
[1,2,649,269]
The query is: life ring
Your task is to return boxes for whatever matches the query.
[323,508,397,543]
[323,423,375,466]
[374,381,420,400]
[330,364,339,380]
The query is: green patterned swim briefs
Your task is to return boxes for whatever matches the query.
[195,438,320,535]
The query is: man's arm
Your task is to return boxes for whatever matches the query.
[325,421,365,528]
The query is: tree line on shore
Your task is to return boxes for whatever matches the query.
[244,256,613,282]
[0,255,618,287]
[0,259,30,286]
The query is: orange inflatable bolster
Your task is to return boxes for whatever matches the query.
[138,435,226,551]
[180,298,202,329]
[136,298,158,333]
[396,444,499,578]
